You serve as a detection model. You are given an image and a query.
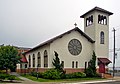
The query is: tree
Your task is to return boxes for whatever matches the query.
[0,45,21,73]
[52,51,65,78]
[89,51,96,73]
[85,51,97,77]
[52,51,63,72]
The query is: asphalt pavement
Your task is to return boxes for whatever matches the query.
[89,81,120,84]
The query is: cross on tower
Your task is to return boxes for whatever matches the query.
[74,23,77,27]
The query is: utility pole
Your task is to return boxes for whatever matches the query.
[113,28,116,77]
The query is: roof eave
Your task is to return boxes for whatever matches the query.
[24,27,95,54]
[75,28,95,43]
[24,43,49,55]
[80,7,113,18]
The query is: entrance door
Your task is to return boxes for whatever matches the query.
[99,63,105,73]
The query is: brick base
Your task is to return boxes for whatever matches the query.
[16,68,109,74]
[64,68,84,73]
[16,69,28,73]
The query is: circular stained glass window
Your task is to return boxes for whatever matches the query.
[68,39,82,55]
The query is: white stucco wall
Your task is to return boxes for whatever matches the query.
[84,11,95,41]
[25,30,94,69]
[25,44,50,68]
[83,11,109,59]
[49,30,93,68]
[94,11,109,58]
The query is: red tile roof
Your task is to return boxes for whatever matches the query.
[20,56,28,63]
[98,58,111,64]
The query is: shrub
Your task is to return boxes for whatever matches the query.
[0,73,17,82]
[7,75,15,81]
[93,73,101,77]
[65,73,74,79]
[60,71,66,79]
[85,68,95,77]
[0,73,11,80]
[38,72,43,78]
[30,72,43,78]
[73,72,86,78]
[42,69,61,79]
[0,73,15,81]
[30,72,37,77]
[0,74,6,80]
[65,72,86,79]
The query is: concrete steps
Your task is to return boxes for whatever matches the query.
[103,73,113,78]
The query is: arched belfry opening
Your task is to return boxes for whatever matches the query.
[98,14,107,25]
[86,15,93,27]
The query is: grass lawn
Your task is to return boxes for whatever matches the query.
[21,74,105,83]
[0,76,22,83]
[15,76,22,81]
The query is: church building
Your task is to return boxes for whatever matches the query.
[20,7,113,74]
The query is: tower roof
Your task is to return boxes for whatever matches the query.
[80,6,113,18]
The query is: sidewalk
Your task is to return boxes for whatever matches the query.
[18,76,119,84]
[73,77,120,84]
[6,72,120,84]
[62,80,116,84]
[9,72,41,84]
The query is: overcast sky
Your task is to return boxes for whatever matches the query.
[0,0,120,48]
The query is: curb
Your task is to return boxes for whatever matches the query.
[62,80,116,84]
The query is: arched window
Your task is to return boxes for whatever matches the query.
[44,50,48,67]
[72,61,74,68]
[29,55,31,68]
[76,61,78,68]
[37,52,41,67]
[25,64,27,68]
[33,54,35,67]
[100,31,104,44]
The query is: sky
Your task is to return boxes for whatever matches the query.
[0,0,120,49]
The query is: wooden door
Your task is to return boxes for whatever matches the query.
[99,63,105,73]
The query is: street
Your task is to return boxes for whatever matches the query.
[89,81,120,84]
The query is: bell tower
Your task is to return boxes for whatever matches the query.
[80,7,113,59]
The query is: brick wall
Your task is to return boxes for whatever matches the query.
[16,68,109,74]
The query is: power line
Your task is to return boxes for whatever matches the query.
[116,27,120,31]
[112,25,120,29]
[109,48,120,52]
[109,25,120,32]
[109,34,120,39]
